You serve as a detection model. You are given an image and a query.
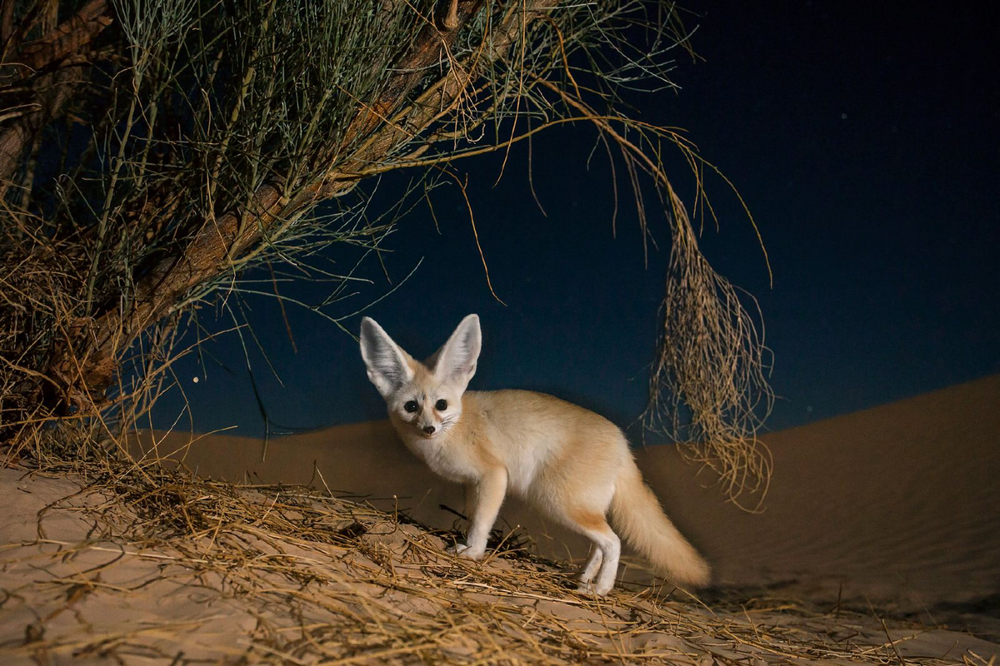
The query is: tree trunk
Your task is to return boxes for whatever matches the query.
[0,0,110,187]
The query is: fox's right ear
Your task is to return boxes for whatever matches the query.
[433,314,481,394]
[360,317,414,398]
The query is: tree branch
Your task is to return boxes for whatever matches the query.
[47,0,563,407]
[11,0,109,75]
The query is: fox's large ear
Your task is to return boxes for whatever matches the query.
[433,314,481,393]
[360,317,414,398]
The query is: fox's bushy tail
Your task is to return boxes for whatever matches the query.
[609,459,711,588]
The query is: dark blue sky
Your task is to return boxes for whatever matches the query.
[145,1,1000,439]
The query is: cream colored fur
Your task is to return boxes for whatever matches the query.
[360,314,710,595]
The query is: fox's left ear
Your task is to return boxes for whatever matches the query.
[433,314,481,393]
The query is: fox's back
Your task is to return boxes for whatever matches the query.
[459,390,629,495]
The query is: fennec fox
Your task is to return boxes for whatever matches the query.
[359,314,710,595]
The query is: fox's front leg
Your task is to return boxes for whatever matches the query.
[454,466,508,560]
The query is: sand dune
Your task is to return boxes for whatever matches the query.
[644,373,1000,635]
[131,374,1000,641]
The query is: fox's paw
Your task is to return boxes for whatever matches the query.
[576,579,614,596]
[447,543,485,560]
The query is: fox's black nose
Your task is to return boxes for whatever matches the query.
[423,425,436,435]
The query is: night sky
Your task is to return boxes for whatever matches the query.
[146,1,1000,439]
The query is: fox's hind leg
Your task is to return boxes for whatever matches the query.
[566,510,620,595]
[533,444,626,594]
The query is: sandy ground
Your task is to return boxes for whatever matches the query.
[2,468,998,664]
[1,375,997,662]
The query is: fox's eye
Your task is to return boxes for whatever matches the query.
[404,400,418,413]
[435,399,448,411]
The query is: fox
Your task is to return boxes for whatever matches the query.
[359,314,710,595]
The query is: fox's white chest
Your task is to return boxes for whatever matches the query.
[398,433,480,484]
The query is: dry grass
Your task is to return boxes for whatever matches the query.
[1,443,992,665]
